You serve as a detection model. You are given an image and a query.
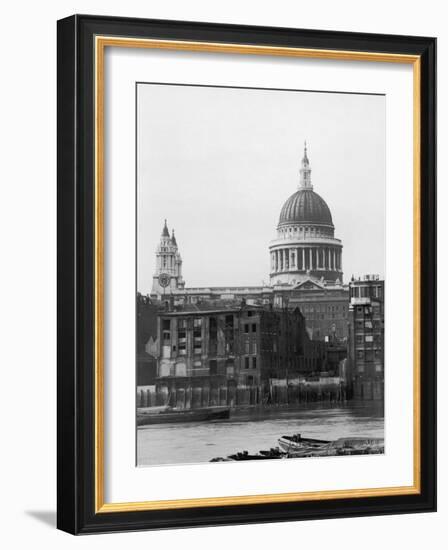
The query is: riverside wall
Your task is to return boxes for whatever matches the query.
[137,376,351,409]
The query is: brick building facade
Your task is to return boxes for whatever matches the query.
[154,302,326,408]
[348,275,384,400]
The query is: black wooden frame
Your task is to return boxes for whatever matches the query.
[57,14,436,534]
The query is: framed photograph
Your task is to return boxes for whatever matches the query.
[57,15,436,534]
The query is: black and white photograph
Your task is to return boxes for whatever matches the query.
[136,83,386,466]
[0,0,440,542]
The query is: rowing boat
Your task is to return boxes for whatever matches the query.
[278,433,330,453]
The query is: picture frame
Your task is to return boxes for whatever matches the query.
[57,14,436,534]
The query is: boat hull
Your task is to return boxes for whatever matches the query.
[278,435,385,456]
[278,435,330,453]
[137,407,230,426]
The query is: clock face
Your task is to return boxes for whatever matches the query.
[158,273,171,288]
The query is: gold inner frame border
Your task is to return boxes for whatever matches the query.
[94,35,421,514]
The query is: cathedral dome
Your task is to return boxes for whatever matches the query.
[278,188,333,228]
[269,143,343,286]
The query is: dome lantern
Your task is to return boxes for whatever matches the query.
[299,141,312,189]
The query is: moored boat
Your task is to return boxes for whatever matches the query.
[137,406,230,426]
[278,433,330,453]
[328,437,384,454]
[227,450,284,461]
[211,435,384,462]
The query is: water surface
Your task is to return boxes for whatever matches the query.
[137,401,384,466]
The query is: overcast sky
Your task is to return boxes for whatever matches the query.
[137,83,385,294]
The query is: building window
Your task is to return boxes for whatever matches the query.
[245,340,250,354]
[375,364,383,372]
[247,311,253,317]
[178,342,186,355]
[163,332,170,341]
[356,335,363,344]
[365,335,373,342]
[252,324,257,333]
[226,358,235,377]
[209,360,217,375]
[225,315,234,327]
[245,357,250,369]
[162,319,171,330]
[209,317,217,354]
[244,324,249,334]
[357,350,364,359]
[226,341,235,354]
[252,357,257,369]
[193,341,202,354]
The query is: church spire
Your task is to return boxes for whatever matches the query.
[161,218,170,237]
[151,220,185,296]
[299,141,313,189]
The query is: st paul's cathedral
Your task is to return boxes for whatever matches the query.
[150,145,349,341]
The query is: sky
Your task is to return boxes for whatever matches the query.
[137,83,385,294]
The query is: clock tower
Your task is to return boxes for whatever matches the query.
[151,220,185,297]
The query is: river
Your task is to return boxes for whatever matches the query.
[137,401,384,466]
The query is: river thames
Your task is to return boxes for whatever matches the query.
[137,401,384,466]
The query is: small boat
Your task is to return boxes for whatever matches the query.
[259,447,284,458]
[211,435,385,463]
[137,406,230,426]
[329,437,384,455]
[227,450,284,461]
[278,433,330,454]
[330,437,384,448]
[211,447,285,462]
